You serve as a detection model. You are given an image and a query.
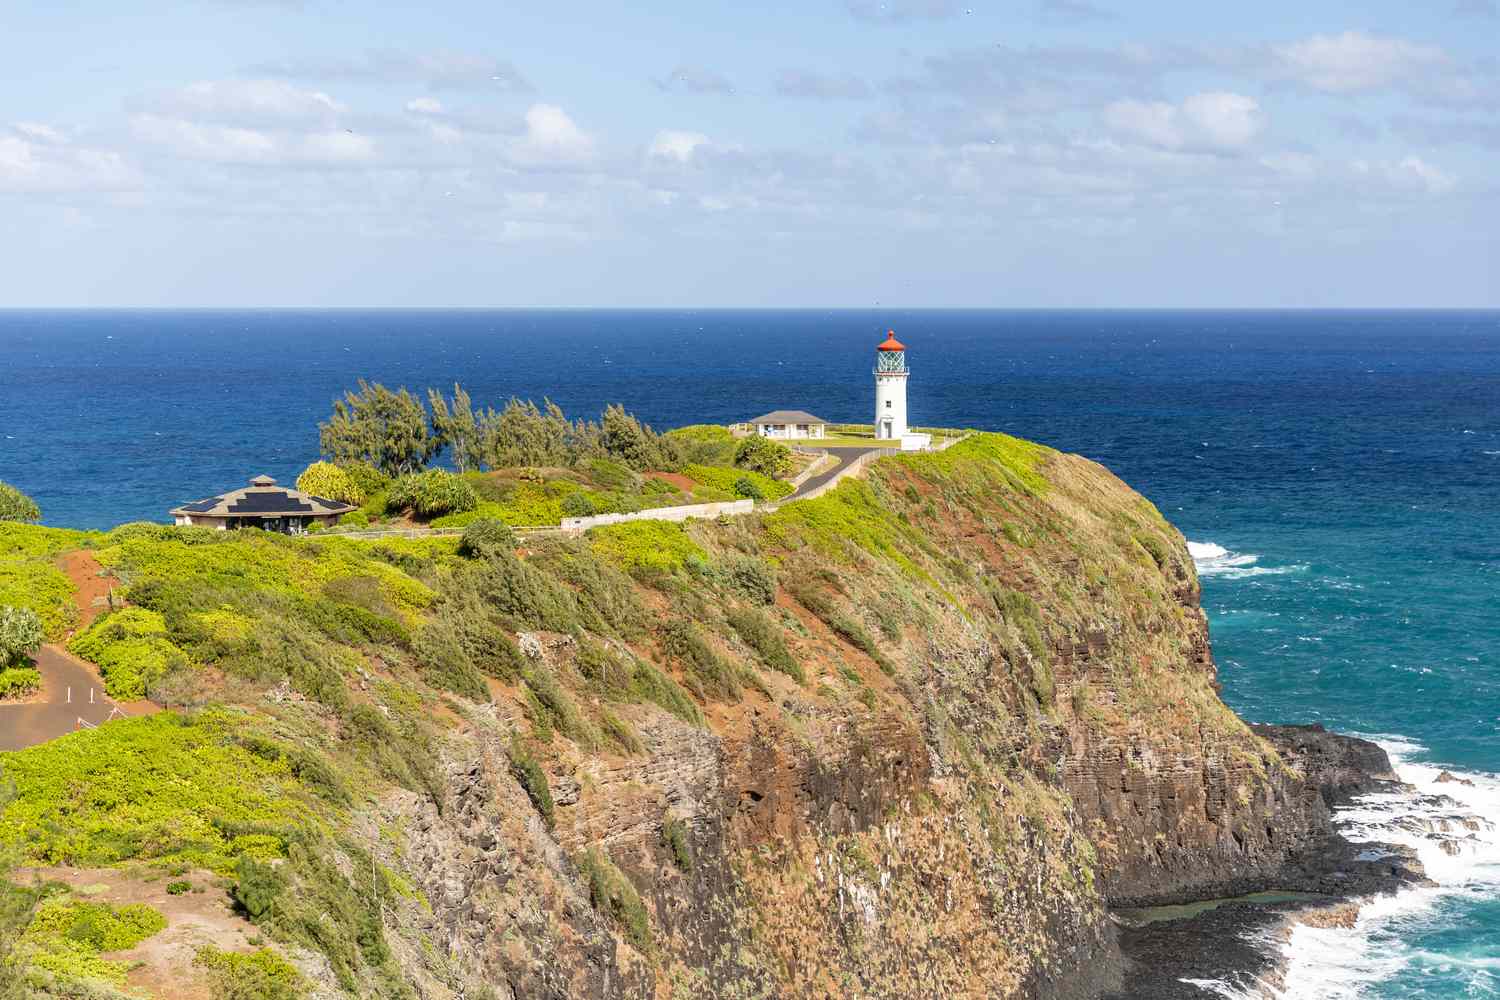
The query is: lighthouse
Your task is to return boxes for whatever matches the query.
[874,330,909,442]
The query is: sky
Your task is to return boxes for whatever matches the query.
[1,0,1496,308]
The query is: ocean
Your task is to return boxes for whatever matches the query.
[1,309,1497,997]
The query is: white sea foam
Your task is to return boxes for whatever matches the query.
[1267,738,1500,999]
[1188,540,1305,580]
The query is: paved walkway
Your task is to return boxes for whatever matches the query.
[0,645,132,752]
[784,446,887,501]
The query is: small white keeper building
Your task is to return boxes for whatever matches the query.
[748,410,829,441]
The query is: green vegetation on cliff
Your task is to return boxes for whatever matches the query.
[0,430,1289,1000]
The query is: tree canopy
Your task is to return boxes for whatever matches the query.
[319,381,439,478]
[0,484,39,524]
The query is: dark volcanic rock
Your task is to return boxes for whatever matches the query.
[1251,723,1404,806]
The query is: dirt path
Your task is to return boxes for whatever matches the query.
[59,549,115,632]
[16,866,267,1000]
[0,646,136,751]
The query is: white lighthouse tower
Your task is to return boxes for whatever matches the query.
[873,331,931,451]
[874,330,909,441]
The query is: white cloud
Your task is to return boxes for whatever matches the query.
[1181,92,1263,148]
[1271,31,1447,94]
[248,50,532,93]
[146,79,346,126]
[0,124,138,193]
[130,114,375,165]
[648,130,710,162]
[510,104,594,167]
[1104,91,1263,152]
[405,98,444,115]
[1389,155,1457,194]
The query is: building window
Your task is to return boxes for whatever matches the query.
[797,424,809,434]
[885,400,892,408]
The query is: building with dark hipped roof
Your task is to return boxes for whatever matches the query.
[170,475,354,533]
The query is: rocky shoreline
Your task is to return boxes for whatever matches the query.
[1103,724,1474,999]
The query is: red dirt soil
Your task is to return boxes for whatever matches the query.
[59,549,115,632]
[645,471,695,491]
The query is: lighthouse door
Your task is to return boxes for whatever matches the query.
[880,418,893,439]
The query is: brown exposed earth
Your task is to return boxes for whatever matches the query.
[17,866,265,1000]
[58,548,115,631]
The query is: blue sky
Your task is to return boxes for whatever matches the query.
[2,1,1496,306]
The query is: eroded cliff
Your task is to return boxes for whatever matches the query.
[0,434,1358,999]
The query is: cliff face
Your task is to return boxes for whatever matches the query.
[1,434,1345,1000]
[355,435,1336,999]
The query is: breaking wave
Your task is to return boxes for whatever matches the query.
[1182,739,1500,998]
[1188,541,1306,580]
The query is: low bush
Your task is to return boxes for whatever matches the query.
[194,945,305,1000]
[662,815,693,871]
[412,619,490,702]
[733,436,793,478]
[662,424,736,466]
[722,555,777,605]
[725,607,804,684]
[0,667,41,699]
[1135,532,1169,568]
[683,464,793,501]
[508,740,554,828]
[560,492,596,518]
[0,710,310,871]
[68,607,191,700]
[0,559,75,640]
[577,847,652,954]
[387,470,478,519]
[521,663,597,748]
[788,583,892,674]
[661,620,740,701]
[166,880,192,895]
[459,518,515,559]
[17,897,168,990]
[574,641,702,725]
[733,476,764,501]
[589,521,706,575]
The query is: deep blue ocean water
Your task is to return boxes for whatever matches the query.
[1,309,1496,997]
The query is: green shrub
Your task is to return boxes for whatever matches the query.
[0,605,44,668]
[166,880,192,895]
[508,741,555,828]
[683,464,793,501]
[662,816,693,871]
[661,620,740,701]
[722,555,777,604]
[471,552,583,633]
[16,897,168,990]
[28,897,167,951]
[726,607,804,685]
[589,521,706,575]
[599,710,644,755]
[560,492,596,518]
[0,666,40,699]
[1135,532,1169,568]
[531,544,647,639]
[413,619,489,702]
[585,457,637,491]
[338,510,370,529]
[733,476,765,501]
[577,847,652,954]
[339,461,390,499]
[733,436,793,478]
[0,483,40,523]
[788,583,892,674]
[67,607,190,700]
[387,469,478,518]
[0,557,75,640]
[295,462,364,506]
[522,664,597,748]
[663,424,736,466]
[194,945,306,1000]
[233,856,287,922]
[574,641,702,725]
[458,520,515,561]
[0,710,310,871]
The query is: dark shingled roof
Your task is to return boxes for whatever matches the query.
[749,410,829,425]
[170,475,354,519]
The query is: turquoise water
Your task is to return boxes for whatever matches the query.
[0,309,1496,996]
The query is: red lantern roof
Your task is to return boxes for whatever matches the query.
[877,330,906,351]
